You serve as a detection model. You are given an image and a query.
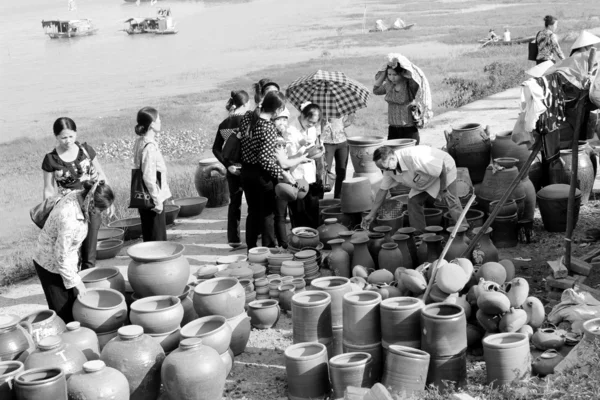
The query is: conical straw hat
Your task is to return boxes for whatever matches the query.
[571,30,600,52]
[525,60,554,78]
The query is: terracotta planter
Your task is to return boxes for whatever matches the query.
[329,352,374,400]
[248,300,280,329]
[378,243,402,275]
[380,297,424,349]
[549,148,595,203]
[470,227,499,265]
[342,341,383,382]
[24,336,86,378]
[60,322,100,361]
[310,277,352,328]
[445,123,491,183]
[278,284,296,312]
[292,291,333,345]
[483,333,530,387]
[162,338,226,400]
[489,199,518,217]
[350,236,375,271]
[100,325,165,400]
[442,209,485,233]
[72,288,127,334]
[178,285,198,327]
[342,291,381,345]
[421,303,467,357]
[148,328,181,354]
[285,343,330,400]
[130,295,184,334]
[427,351,467,391]
[318,219,347,250]
[179,315,232,354]
[382,345,429,395]
[193,277,245,319]
[66,360,129,400]
[14,368,67,400]
[20,310,66,345]
[328,239,351,278]
[127,242,190,297]
[225,312,251,356]
[0,360,24,400]
[194,158,229,208]
[340,177,374,213]
[0,315,35,363]
[78,267,126,294]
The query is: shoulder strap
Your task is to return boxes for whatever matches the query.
[78,142,92,159]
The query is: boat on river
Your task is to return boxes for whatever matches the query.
[42,19,98,38]
[122,8,177,35]
[478,35,535,48]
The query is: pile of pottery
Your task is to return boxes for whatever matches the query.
[293,249,322,284]
[288,227,324,254]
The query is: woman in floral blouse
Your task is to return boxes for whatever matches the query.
[535,15,565,65]
[42,117,111,270]
[34,180,114,322]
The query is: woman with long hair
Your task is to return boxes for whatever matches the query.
[535,15,565,65]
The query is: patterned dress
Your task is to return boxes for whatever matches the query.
[42,142,96,194]
[536,29,565,62]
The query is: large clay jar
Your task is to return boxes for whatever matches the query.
[78,266,126,294]
[100,325,165,400]
[72,288,128,334]
[292,291,333,347]
[178,285,198,327]
[0,315,35,362]
[482,333,531,388]
[310,277,352,329]
[367,232,385,269]
[549,147,595,203]
[179,315,232,354]
[470,227,499,265]
[319,199,341,225]
[491,131,531,176]
[478,158,526,217]
[445,123,491,183]
[318,218,347,250]
[24,336,86,378]
[537,184,582,232]
[489,199,518,217]
[381,345,430,396]
[347,136,386,194]
[285,342,331,400]
[194,158,229,208]
[328,239,351,278]
[162,338,226,400]
[416,233,435,266]
[520,176,536,221]
[420,303,467,357]
[130,295,184,334]
[193,277,245,319]
[226,312,251,356]
[342,291,382,346]
[329,352,374,400]
[248,299,280,329]
[338,231,355,258]
[341,342,383,382]
[127,242,190,297]
[14,367,67,400]
[443,226,469,261]
[60,322,100,361]
[350,237,375,271]
[423,235,444,263]
[491,213,519,248]
[20,310,66,345]
[396,227,418,264]
[66,360,129,400]
[378,243,403,275]
[380,297,424,349]
[0,360,24,400]
[340,177,375,213]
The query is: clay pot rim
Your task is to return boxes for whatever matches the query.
[341,341,382,350]
[482,332,529,349]
[396,227,416,234]
[248,299,279,309]
[147,327,180,339]
[582,318,600,336]
[391,234,410,241]
[216,255,248,264]
[367,232,385,239]
[310,276,350,290]
[324,218,341,224]
[421,303,465,319]
[349,236,369,245]
[225,312,250,323]
[127,241,185,263]
[291,290,331,306]
[443,209,485,221]
[343,290,382,305]
[327,238,346,245]
[284,342,327,360]
[329,352,372,368]
[0,314,22,330]
[338,231,355,237]
[194,277,242,296]
[248,247,270,255]
[130,295,181,313]
[452,123,482,131]
[291,227,319,238]
[472,226,493,235]
[424,208,442,217]
[422,235,444,243]
[446,226,468,234]
[82,360,107,373]
[373,226,393,233]
[14,367,64,385]
[20,309,57,326]
[0,360,24,377]
[319,199,341,206]
[77,288,125,310]
[381,242,398,249]
[381,296,423,310]
[79,266,120,283]
[387,344,430,360]
[278,283,296,292]
[180,315,229,340]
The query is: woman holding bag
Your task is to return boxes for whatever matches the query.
[132,107,172,242]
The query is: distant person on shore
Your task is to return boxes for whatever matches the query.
[132,107,172,241]
[34,180,114,323]
[503,27,511,42]
[322,113,354,199]
[569,30,600,56]
[42,117,111,271]
[212,90,250,249]
[488,29,499,41]
[535,15,565,65]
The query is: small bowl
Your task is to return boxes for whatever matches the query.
[96,239,123,260]
[164,204,181,225]
[97,228,124,242]
[173,197,208,218]
[107,218,142,241]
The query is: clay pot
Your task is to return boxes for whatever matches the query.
[310,277,352,328]
[340,177,374,213]
[470,227,499,265]
[226,312,251,356]
[318,219,347,250]
[130,295,184,334]
[522,296,544,327]
[179,315,232,354]
[400,269,427,295]
[96,330,118,352]
[281,261,305,278]
[0,315,35,363]
[420,303,467,357]
[436,262,469,294]
[322,207,354,229]
[100,325,165,400]
[492,131,530,175]
[66,360,129,400]
[378,243,402,275]
[338,231,355,258]
[285,343,330,400]
[367,270,394,285]
[482,333,531,387]
[78,267,126,294]
[248,300,280,329]
[178,285,198,327]
[148,328,181,354]
[127,242,190,297]
[416,233,434,265]
[25,336,86,378]
[20,310,66,345]
[72,288,128,334]
[391,234,415,270]
[382,345,429,396]
[220,348,234,376]
[477,262,507,285]
[342,291,381,345]
[328,239,351,278]
[60,322,100,361]
[194,158,229,208]
[278,284,296,312]
[537,184,582,232]
[380,297,424,349]
[426,351,467,391]
[375,212,405,235]
[367,233,385,269]
[13,367,67,400]
[162,338,226,400]
[247,247,270,264]
[342,341,383,382]
[445,123,491,183]
[329,352,374,400]
[348,136,386,193]
[531,328,565,351]
[319,199,341,225]
[548,148,595,203]
[292,291,333,346]
[504,278,529,308]
[443,226,469,261]
[290,227,321,249]
[350,236,375,270]
[583,317,600,342]
[491,212,519,248]
[0,360,24,400]
[531,349,564,377]
[193,277,245,319]
[292,278,306,292]
[489,199,518,217]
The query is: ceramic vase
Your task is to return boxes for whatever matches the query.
[367,232,385,269]
[318,218,347,250]
[350,237,375,271]
[443,226,469,261]
[548,147,595,203]
[445,123,491,184]
[378,243,403,275]
[470,227,499,265]
[423,235,444,263]
[416,233,435,266]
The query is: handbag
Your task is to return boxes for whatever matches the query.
[30,195,62,229]
[129,143,162,209]
[528,31,541,61]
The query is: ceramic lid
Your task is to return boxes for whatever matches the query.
[83,360,106,373]
[118,325,143,339]
[66,321,81,331]
[537,184,582,200]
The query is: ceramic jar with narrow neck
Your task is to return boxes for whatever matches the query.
[392,234,415,270]
[350,237,375,271]
[328,239,351,278]
[318,218,347,250]
[60,322,100,361]
[66,360,129,400]
[24,336,87,378]
[338,231,355,258]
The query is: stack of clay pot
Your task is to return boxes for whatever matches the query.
[267,252,293,276]
[288,227,323,254]
[293,249,322,285]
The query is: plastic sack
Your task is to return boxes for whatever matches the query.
[547,288,600,333]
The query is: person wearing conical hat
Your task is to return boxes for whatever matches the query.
[569,30,600,56]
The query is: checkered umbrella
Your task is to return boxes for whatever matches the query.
[285,70,370,119]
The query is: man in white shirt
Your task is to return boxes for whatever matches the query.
[362,145,467,232]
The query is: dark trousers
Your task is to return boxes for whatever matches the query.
[274,197,289,248]
[288,186,320,229]
[34,260,76,323]
[226,172,243,244]
[139,206,167,242]
[324,142,349,199]
[388,125,420,144]
[241,164,276,249]
[80,211,101,270]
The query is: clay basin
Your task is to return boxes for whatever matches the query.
[96,239,123,260]
[72,288,127,334]
[164,204,181,225]
[130,295,184,334]
[193,277,245,319]
[179,315,232,354]
[107,218,142,241]
[97,228,124,242]
[127,242,185,263]
[173,197,208,218]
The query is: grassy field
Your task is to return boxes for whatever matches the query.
[1,0,599,286]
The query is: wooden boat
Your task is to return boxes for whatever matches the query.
[478,36,535,48]
[369,23,416,33]
[122,8,177,35]
[42,19,98,38]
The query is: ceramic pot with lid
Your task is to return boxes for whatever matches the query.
[60,322,100,361]
[66,360,129,400]
[24,336,87,378]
